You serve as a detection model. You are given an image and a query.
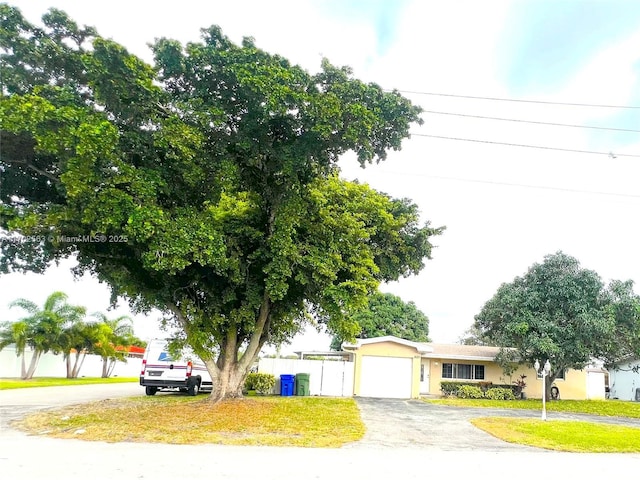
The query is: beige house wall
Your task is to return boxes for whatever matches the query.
[427,360,589,400]
[427,359,507,394]
[511,366,588,400]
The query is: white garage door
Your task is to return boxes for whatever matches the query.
[359,356,412,399]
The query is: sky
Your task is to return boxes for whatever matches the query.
[2,0,640,354]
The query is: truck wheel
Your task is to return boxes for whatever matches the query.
[145,386,158,396]
[187,377,200,396]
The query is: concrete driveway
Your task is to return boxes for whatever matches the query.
[351,397,537,451]
[352,397,640,451]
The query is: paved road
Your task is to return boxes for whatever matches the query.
[1,387,640,479]
[0,382,142,431]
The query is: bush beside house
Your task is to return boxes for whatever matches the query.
[441,381,518,400]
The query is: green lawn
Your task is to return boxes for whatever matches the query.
[14,395,365,447]
[425,397,640,418]
[472,417,640,452]
[0,377,139,390]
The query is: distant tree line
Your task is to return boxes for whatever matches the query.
[0,291,145,379]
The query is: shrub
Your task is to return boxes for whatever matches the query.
[245,373,276,394]
[456,385,484,399]
[484,387,516,400]
[440,382,460,397]
[478,381,493,392]
[441,381,473,396]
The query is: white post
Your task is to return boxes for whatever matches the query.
[541,369,547,420]
[534,359,550,421]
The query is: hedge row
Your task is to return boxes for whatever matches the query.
[441,381,518,400]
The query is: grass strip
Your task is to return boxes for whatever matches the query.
[425,397,640,418]
[472,416,640,452]
[0,377,138,390]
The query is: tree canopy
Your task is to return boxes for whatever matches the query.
[473,251,640,397]
[0,6,443,401]
[330,291,430,349]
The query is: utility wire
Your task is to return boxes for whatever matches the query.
[417,174,640,199]
[410,133,640,158]
[422,110,640,133]
[393,90,640,109]
[353,170,640,199]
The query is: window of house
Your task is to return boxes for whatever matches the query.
[457,364,472,379]
[442,363,485,380]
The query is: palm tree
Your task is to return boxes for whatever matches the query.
[1,292,86,379]
[91,313,135,378]
[0,320,30,378]
[59,321,99,378]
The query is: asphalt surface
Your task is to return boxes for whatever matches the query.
[1,385,640,479]
[352,397,640,450]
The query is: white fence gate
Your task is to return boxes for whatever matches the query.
[258,358,354,397]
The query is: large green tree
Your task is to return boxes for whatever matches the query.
[0,6,443,401]
[330,291,430,349]
[473,251,640,399]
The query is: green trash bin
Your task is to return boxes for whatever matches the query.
[295,373,310,396]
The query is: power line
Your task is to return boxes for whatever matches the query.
[410,133,640,158]
[418,174,640,199]
[422,110,640,133]
[394,90,640,109]
[354,170,640,199]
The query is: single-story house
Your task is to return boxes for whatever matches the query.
[608,357,640,401]
[342,335,605,400]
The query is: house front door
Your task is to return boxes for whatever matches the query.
[420,359,430,394]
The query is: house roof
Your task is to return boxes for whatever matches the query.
[342,335,505,361]
[422,343,503,361]
[294,351,354,360]
[342,335,434,354]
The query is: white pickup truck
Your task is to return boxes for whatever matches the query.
[139,339,213,396]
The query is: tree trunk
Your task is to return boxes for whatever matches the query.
[544,374,557,401]
[20,352,27,380]
[205,358,252,403]
[65,353,73,378]
[106,359,116,377]
[24,350,41,380]
[169,294,271,404]
[101,358,109,378]
[73,351,87,378]
[71,351,85,378]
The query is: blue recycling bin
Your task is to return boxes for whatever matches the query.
[280,374,295,396]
